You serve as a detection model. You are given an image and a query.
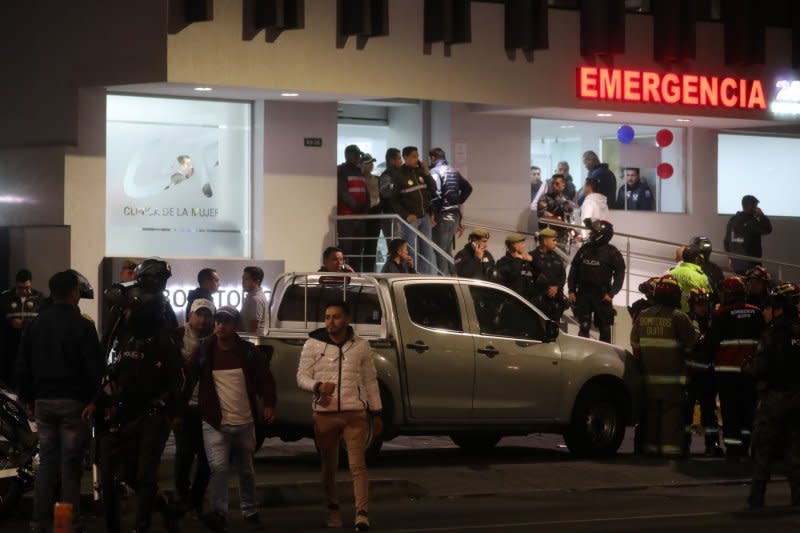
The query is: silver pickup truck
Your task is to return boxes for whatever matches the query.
[244,273,642,458]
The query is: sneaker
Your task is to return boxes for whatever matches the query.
[244,513,264,529]
[326,504,343,528]
[355,510,370,532]
[201,511,229,533]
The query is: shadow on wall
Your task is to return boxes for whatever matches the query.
[319,206,337,267]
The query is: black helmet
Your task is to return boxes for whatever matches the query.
[690,236,713,261]
[66,269,94,299]
[588,219,614,245]
[682,245,705,265]
[134,257,172,291]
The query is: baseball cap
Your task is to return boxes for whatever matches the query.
[215,305,240,322]
[505,232,527,244]
[190,298,215,315]
[741,195,759,206]
[345,144,363,157]
[361,153,376,164]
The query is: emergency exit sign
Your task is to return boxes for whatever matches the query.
[304,137,323,147]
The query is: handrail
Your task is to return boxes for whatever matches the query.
[334,213,455,275]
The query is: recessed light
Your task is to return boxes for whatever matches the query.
[281,92,299,97]
[559,125,575,129]
[193,87,213,92]
[675,118,691,123]
[596,113,613,117]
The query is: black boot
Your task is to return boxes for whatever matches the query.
[747,481,766,509]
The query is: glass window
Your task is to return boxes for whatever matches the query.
[404,284,463,332]
[277,283,382,325]
[469,286,544,340]
[532,118,685,214]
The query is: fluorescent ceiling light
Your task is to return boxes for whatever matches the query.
[281,92,299,97]
[193,87,213,92]
[675,118,691,122]
[596,113,613,117]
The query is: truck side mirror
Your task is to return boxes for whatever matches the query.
[543,320,560,342]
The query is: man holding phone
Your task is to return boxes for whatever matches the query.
[455,228,498,281]
[724,195,772,275]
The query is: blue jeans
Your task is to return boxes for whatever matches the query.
[432,211,460,275]
[33,399,88,532]
[203,422,257,517]
[402,214,435,274]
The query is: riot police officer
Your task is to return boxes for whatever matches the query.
[530,228,567,322]
[496,233,535,301]
[709,276,765,457]
[567,220,625,343]
[86,258,184,533]
[742,282,800,508]
[630,276,697,457]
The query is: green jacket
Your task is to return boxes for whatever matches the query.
[668,262,711,313]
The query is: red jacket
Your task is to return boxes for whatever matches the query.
[709,302,765,372]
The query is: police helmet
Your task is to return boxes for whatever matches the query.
[66,269,94,299]
[682,245,705,265]
[133,257,172,291]
[587,220,614,246]
[690,236,713,261]
[653,275,682,307]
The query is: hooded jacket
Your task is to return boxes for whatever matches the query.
[297,326,382,413]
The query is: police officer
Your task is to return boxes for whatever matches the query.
[567,220,625,343]
[685,288,723,457]
[455,228,498,281]
[530,228,567,323]
[630,276,697,457]
[496,233,535,301]
[86,258,184,533]
[668,245,711,313]
[742,282,800,508]
[708,276,765,457]
[0,269,43,388]
[690,236,724,294]
[744,265,772,310]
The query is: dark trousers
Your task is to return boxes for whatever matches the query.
[174,405,210,512]
[751,390,800,488]
[686,370,719,435]
[574,291,614,343]
[643,384,687,456]
[337,219,366,272]
[717,372,756,454]
[362,217,382,273]
[101,413,170,533]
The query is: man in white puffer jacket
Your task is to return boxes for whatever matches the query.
[297,300,383,532]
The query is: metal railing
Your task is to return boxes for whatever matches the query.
[333,214,455,275]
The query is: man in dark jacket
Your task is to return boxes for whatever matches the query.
[185,268,220,319]
[616,168,653,211]
[1,268,44,388]
[723,195,772,274]
[496,233,535,301]
[530,228,568,322]
[455,228,498,281]
[430,147,472,275]
[389,146,437,273]
[185,306,276,532]
[582,151,617,209]
[568,220,625,342]
[337,145,370,271]
[16,270,104,533]
[742,282,800,508]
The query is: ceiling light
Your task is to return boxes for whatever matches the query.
[559,125,574,129]
[596,113,613,117]
[675,118,691,123]
[193,87,213,92]
[281,92,299,97]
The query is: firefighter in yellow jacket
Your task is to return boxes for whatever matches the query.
[631,275,698,457]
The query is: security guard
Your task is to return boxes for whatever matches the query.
[496,233,535,301]
[87,258,184,533]
[630,276,697,457]
[742,282,800,508]
[530,228,567,322]
[567,220,625,343]
[685,288,723,457]
[0,269,43,388]
[708,276,765,457]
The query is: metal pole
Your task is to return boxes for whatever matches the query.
[626,237,631,308]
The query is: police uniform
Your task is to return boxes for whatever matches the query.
[567,224,625,343]
[0,288,43,387]
[630,280,698,457]
[530,229,567,322]
[495,234,536,302]
[742,283,800,507]
[708,279,765,456]
[454,229,498,281]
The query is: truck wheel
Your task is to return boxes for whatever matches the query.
[563,386,625,458]
[450,433,502,452]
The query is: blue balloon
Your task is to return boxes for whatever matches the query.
[617,124,635,144]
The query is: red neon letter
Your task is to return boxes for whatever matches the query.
[720,77,737,107]
[661,73,681,104]
[748,80,766,109]
[699,76,718,106]
[642,72,661,102]
[623,69,641,101]
[599,68,622,100]
[578,67,598,98]
[682,74,699,105]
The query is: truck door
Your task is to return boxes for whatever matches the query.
[392,280,475,419]
[463,283,562,420]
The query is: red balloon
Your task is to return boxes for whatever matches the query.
[657,163,674,179]
[656,129,674,148]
